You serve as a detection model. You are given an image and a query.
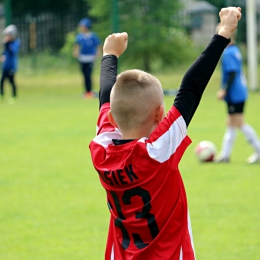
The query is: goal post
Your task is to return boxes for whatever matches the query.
[246,0,258,91]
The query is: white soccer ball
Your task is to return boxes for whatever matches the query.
[195,140,217,162]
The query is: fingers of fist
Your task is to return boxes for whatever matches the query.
[219,7,242,21]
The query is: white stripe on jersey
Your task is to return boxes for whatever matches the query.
[179,247,183,260]
[93,128,122,148]
[110,244,114,260]
[146,116,187,163]
[188,212,196,259]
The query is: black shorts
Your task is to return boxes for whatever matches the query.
[227,102,245,114]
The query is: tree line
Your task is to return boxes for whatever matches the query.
[4,0,229,71]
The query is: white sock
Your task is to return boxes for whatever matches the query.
[221,127,236,158]
[240,124,260,153]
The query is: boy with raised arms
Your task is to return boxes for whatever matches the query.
[89,7,241,260]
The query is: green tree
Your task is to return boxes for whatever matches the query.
[88,0,194,72]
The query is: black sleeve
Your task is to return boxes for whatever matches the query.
[99,55,118,109]
[174,34,230,126]
[223,71,236,93]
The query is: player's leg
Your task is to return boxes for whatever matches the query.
[238,102,260,163]
[8,70,17,97]
[215,103,242,162]
[80,62,87,94]
[6,70,16,104]
[85,62,94,97]
[80,62,94,98]
[240,124,260,163]
[0,70,8,100]
[218,115,237,161]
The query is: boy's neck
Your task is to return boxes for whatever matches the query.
[121,133,142,139]
[121,126,155,140]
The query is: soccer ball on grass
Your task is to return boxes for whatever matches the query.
[195,140,217,162]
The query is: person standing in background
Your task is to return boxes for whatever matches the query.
[0,24,20,104]
[215,26,260,164]
[73,18,101,99]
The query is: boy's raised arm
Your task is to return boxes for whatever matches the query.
[173,7,241,126]
[99,33,128,109]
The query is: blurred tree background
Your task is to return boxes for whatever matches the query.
[88,0,194,71]
[0,0,199,71]
[0,0,252,72]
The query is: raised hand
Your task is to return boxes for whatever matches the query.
[218,7,242,39]
[103,32,128,58]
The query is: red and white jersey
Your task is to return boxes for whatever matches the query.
[89,102,195,260]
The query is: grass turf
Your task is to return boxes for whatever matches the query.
[0,64,260,259]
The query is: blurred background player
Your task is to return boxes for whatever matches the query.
[0,24,20,104]
[73,18,101,99]
[215,25,260,164]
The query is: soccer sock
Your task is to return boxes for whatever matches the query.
[240,124,260,153]
[221,127,236,158]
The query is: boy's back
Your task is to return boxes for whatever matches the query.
[91,101,194,259]
[89,7,241,260]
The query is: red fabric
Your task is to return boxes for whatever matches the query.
[89,103,195,260]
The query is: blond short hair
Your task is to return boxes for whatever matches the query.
[110,69,164,132]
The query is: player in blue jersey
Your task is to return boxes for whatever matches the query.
[0,24,20,104]
[73,18,101,99]
[215,27,260,164]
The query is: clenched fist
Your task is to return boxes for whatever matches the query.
[103,32,128,58]
[218,7,242,39]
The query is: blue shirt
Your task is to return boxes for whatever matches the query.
[221,44,247,103]
[75,32,100,58]
[2,38,20,72]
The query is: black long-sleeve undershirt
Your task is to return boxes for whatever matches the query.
[99,55,118,108]
[99,34,230,127]
[173,34,230,126]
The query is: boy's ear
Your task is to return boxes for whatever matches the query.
[108,110,118,128]
[156,105,165,123]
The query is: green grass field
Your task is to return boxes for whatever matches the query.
[0,62,260,260]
